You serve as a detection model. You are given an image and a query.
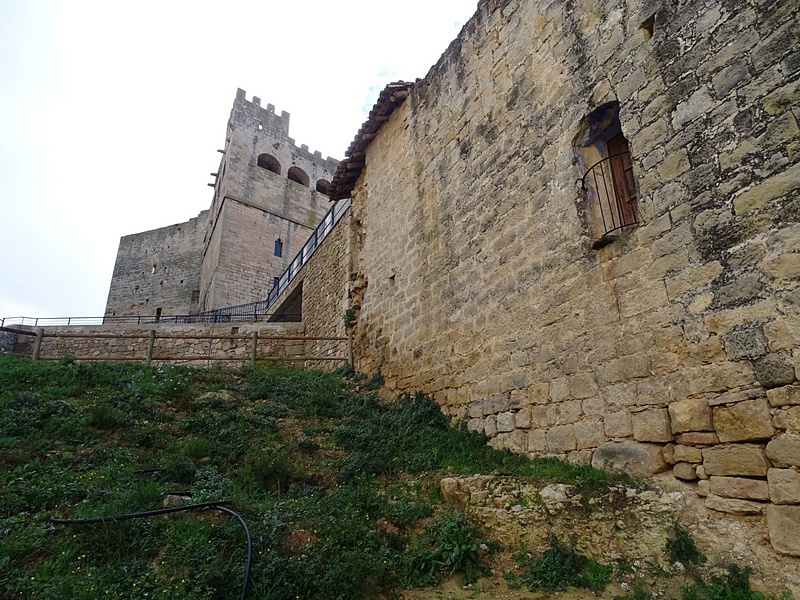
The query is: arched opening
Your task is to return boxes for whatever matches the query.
[315,179,331,195]
[274,238,283,257]
[287,166,309,187]
[574,101,639,246]
[257,154,281,175]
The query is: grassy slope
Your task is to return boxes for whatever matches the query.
[0,357,787,600]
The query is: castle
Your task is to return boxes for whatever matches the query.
[104,89,339,319]
[98,0,799,572]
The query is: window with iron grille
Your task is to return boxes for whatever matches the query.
[575,101,640,248]
[274,239,283,257]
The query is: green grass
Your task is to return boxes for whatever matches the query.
[3,356,624,599]
[1,355,783,599]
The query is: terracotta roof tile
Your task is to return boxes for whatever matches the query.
[327,81,414,200]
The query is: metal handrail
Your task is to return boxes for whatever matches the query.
[581,152,640,237]
[0,312,301,329]
[265,197,351,308]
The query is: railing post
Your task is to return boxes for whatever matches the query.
[251,331,258,365]
[146,330,156,365]
[32,328,44,361]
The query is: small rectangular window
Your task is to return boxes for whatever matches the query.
[274,239,283,257]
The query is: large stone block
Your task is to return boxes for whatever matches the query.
[713,399,775,442]
[720,322,768,360]
[604,410,632,438]
[663,443,677,464]
[673,445,703,463]
[515,407,531,429]
[708,476,770,501]
[703,444,770,477]
[573,420,604,450]
[496,411,516,433]
[527,429,546,453]
[774,406,800,431]
[591,441,669,477]
[530,405,557,428]
[673,462,698,480]
[767,505,800,556]
[546,424,577,453]
[484,415,497,438]
[766,433,800,468]
[768,385,800,407]
[676,431,720,445]
[669,397,713,433]
[467,418,484,434]
[632,408,674,442]
[705,494,765,515]
[768,468,800,505]
[752,352,796,388]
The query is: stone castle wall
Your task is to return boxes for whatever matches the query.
[335,0,800,553]
[199,199,316,310]
[105,211,208,318]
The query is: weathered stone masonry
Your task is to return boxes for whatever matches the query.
[304,0,800,557]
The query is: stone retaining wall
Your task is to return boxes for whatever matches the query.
[0,330,16,354]
[7,322,330,367]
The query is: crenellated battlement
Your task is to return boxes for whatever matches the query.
[232,89,339,169]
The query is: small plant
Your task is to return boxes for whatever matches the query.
[666,523,706,569]
[614,581,654,600]
[511,534,612,592]
[402,512,488,587]
[58,352,76,366]
[343,308,356,329]
[681,564,792,600]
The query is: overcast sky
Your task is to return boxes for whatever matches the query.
[0,0,477,320]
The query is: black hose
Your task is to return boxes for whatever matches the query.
[213,505,253,600]
[48,500,229,524]
[49,500,253,599]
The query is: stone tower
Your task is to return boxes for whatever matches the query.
[198,89,339,311]
[104,89,338,319]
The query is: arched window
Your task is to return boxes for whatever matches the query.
[257,154,281,175]
[315,179,331,195]
[274,239,283,257]
[287,166,309,187]
[575,101,639,247]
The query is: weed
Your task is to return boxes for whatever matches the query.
[681,564,792,600]
[246,454,298,494]
[0,357,725,600]
[511,534,612,592]
[614,581,654,600]
[402,512,488,587]
[296,437,320,454]
[666,523,706,569]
